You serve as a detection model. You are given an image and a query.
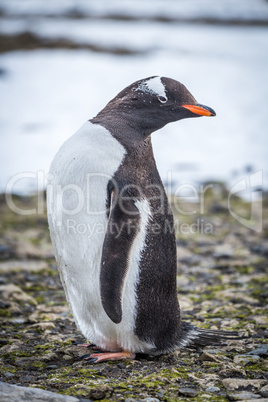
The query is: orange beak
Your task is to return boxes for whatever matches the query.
[182,103,216,117]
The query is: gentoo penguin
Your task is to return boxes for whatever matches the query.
[47,76,236,363]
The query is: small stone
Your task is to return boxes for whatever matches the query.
[0,284,36,305]
[205,349,221,354]
[28,322,55,331]
[125,399,138,402]
[234,355,260,365]
[222,379,267,391]
[252,316,268,325]
[47,365,58,369]
[260,384,268,398]
[21,375,34,383]
[62,354,73,360]
[3,371,14,378]
[0,342,24,354]
[227,391,261,400]
[219,367,246,378]
[0,300,10,308]
[38,352,58,362]
[214,244,233,258]
[125,399,142,402]
[10,317,27,324]
[178,387,198,397]
[205,386,220,393]
[143,399,160,402]
[88,385,112,400]
[200,352,222,363]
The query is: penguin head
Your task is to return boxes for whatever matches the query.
[98,76,216,135]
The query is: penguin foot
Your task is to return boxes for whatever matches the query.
[81,350,136,363]
[75,343,95,348]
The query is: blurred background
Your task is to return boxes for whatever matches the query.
[0,0,268,194]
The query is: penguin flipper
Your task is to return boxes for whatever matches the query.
[100,192,140,324]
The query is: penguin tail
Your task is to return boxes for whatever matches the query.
[179,321,244,348]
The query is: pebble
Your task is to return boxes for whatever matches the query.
[143,399,160,402]
[227,391,261,400]
[213,244,233,258]
[10,317,27,324]
[252,316,268,325]
[205,386,220,393]
[200,352,222,363]
[178,387,198,397]
[3,372,14,378]
[62,354,73,360]
[126,399,156,402]
[234,355,260,365]
[0,276,7,285]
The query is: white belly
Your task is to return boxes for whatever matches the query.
[47,121,154,353]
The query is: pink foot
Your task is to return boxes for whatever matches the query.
[75,343,96,348]
[81,350,136,363]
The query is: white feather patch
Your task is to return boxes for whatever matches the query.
[179,329,201,348]
[47,121,126,351]
[48,123,155,353]
[117,198,155,353]
[136,76,166,97]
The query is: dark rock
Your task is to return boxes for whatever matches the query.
[178,387,199,397]
[247,345,268,357]
[0,277,7,285]
[0,300,10,308]
[260,384,268,398]
[209,203,229,214]
[0,245,13,260]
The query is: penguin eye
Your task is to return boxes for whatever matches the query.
[158,95,168,103]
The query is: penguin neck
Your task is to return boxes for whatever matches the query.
[90,112,154,151]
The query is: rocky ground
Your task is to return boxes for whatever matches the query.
[0,186,267,401]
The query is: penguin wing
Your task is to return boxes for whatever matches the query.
[100,191,140,324]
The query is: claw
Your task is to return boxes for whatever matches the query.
[88,357,98,364]
[79,353,92,360]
